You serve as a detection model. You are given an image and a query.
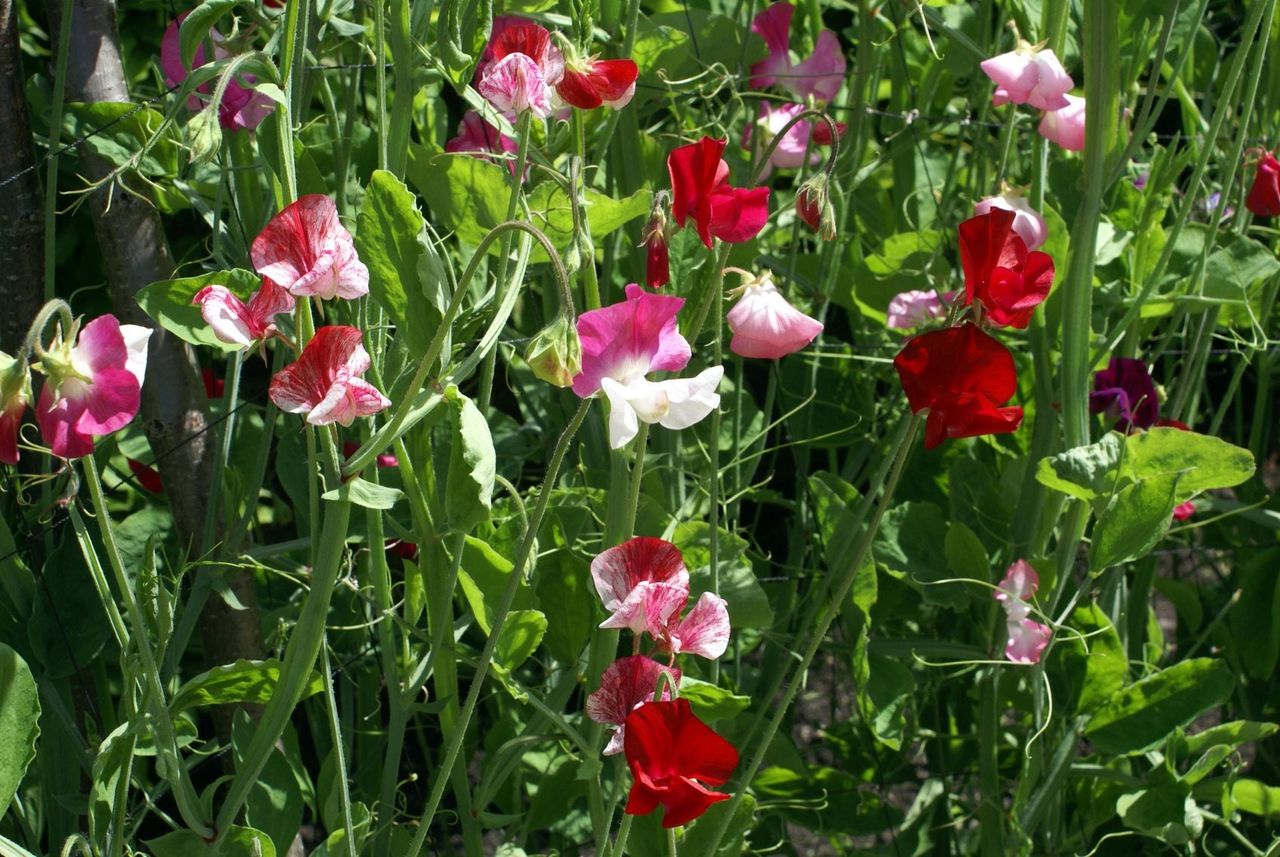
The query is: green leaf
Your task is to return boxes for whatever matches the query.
[177,0,240,69]
[1057,604,1126,715]
[1228,779,1280,818]
[1175,720,1279,757]
[675,522,774,629]
[491,610,546,700]
[679,677,751,723]
[89,724,137,846]
[849,230,947,319]
[1203,234,1280,326]
[137,269,260,352]
[148,826,277,857]
[356,170,433,357]
[1086,658,1236,754]
[875,502,964,606]
[321,477,404,510]
[858,653,914,750]
[1089,471,1180,571]
[0,644,39,813]
[1035,433,1125,502]
[29,537,109,678]
[944,522,989,582]
[445,388,495,533]
[456,537,538,635]
[808,471,862,568]
[1121,427,1255,502]
[171,659,324,715]
[1116,785,1197,841]
[63,102,180,177]
[534,550,595,666]
[232,713,308,857]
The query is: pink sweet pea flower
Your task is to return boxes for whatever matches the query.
[268,326,390,426]
[974,193,1048,252]
[0,353,30,465]
[750,2,846,103]
[994,560,1051,664]
[1005,619,1052,664]
[586,655,681,755]
[193,278,295,350]
[592,537,691,634]
[887,289,949,330]
[1038,94,1086,152]
[651,592,731,660]
[742,102,824,178]
[35,315,151,459]
[160,15,274,131]
[980,44,1074,110]
[478,22,564,120]
[726,272,823,359]
[444,111,521,176]
[668,137,770,248]
[251,195,369,301]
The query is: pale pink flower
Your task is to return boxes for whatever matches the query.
[726,273,823,359]
[35,315,151,459]
[592,537,691,635]
[586,655,681,755]
[1005,619,1052,664]
[444,111,521,176]
[193,278,295,349]
[742,102,821,178]
[750,2,846,103]
[477,21,564,120]
[268,326,390,426]
[886,289,949,330]
[974,193,1048,251]
[652,592,731,660]
[980,45,1073,111]
[1038,94,1086,152]
[995,560,1051,663]
[251,195,369,300]
[160,15,274,131]
[0,352,29,465]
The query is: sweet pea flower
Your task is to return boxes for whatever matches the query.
[1089,357,1159,431]
[623,698,739,828]
[557,56,639,110]
[725,271,823,359]
[650,592,731,661]
[642,201,670,289]
[887,290,949,330]
[251,195,369,301]
[478,22,564,119]
[668,137,770,248]
[268,326,390,426]
[0,353,30,465]
[973,192,1048,251]
[1173,500,1196,522]
[444,111,521,176]
[1245,151,1280,217]
[995,560,1051,664]
[160,15,274,131]
[586,656,682,755]
[592,537,691,635]
[743,102,822,178]
[193,278,295,350]
[959,208,1054,328]
[571,284,722,449]
[893,323,1023,450]
[1038,94,1086,152]
[35,315,151,460]
[749,2,846,103]
[980,42,1073,110]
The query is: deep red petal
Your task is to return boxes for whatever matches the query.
[930,394,1024,445]
[893,324,1018,413]
[958,208,1024,305]
[556,69,603,109]
[128,458,165,493]
[491,22,552,63]
[668,138,728,241]
[708,186,771,244]
[810,120,848,146]
[586,59,639,102]
[1246,153,1280,217]
[654,775,731,828]
[646,234,670,288]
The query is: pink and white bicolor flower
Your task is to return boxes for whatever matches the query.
[749,2,846,103]
[726,271,823,359]
[35,315,151,460]
[651,591,731,660]
[1038,94,1086,152]
[268,326,390,426]
[886,289,950,330]
[572,284,723,449]
[478,22,565,120]
[994,560,1052,664]
[193,277,295,350]
[586,655,682,755]
[974,192,1048,252]
[251,195,370,301]
[980,42,1074,111]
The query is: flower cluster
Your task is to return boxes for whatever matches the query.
[994,560,1052,664]
[981,36,1084,151]
[584,537,737,827]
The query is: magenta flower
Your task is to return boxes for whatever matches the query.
[1090,357,1159,431]
[571,284,721,448]
[160,15,274,131]
[478,22,564,119]
[268,326,390,426]
[0,353,30,465]
[1038,94,1086,152]
[749,2,846,103]
[994,560,1051,664]
[193,277,295,350]
[973,192,1048,252]
[586,655,682,755]
[251,195,369,301]
[726,272,823,359]
[886,289,950,330]
[592,537,691,635]
[35,315,150,459]
[1173,500,1196,522]
[444,111,521,176]
[742,102,823,178]
[980,44,1074,110]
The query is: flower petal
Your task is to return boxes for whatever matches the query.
[664,592,731,659]
[727,277,823,358]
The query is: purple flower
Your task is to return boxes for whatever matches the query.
[1090,357,1159,431]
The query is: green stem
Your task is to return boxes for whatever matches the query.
[320,646,356,857]
[42,0,74,300]
[666,827,677,857]
[608,809,634,857]
[200,350,242,553]
[372,0,389,171]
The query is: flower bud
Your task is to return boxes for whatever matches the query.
[186,105,223,165]
[642,195,671,288]
[796,174,836,241]
[525,315,582,388]
[1246,151,1280,218]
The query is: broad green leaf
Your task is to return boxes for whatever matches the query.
[1086,658,1236,754]
[808,471,862,568]
[1121,427,1255,501]
[137,269,259,352]
[445,388,495,533]
[850,230,946,319]
[858,653,914,750]
[456,536,538,635]
[29,537,109,678]
[675,522,773,628]
[1057,604,1126,715]
[63,102,180,177]
[492,609,546,700]
[1035,432,1124,503]
[1228,778,1280,818]
[522,181,651,259]
[631,11,758,108]
[1175,720,1279,758]
[1116,785,1199,842]
[875,502,964,606]
[534,550,595,666]
[177,0,239,68]
[89,724,137,847]
[148,826,277,857]
[1231,548,1280,679]
[1203,235,1280,326]
[232,713,307,857]
[680,677,751,723]
[944,522,989,582]
[356,170,432,357]
[0,644,39,813]
[1089,471,1180,571]
[171,659,324,715]
[321,477,404,510]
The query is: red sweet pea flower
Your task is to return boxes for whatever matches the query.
[558,58,639,110]
[893,323,1024,449]
[668,137,770,248]
[1246,151,1280,217]
[958,208,1054,328]
[623,698,739,828]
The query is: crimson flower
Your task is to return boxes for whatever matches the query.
[586,655,681,755]
[1246,151,1280,217]
[623,698,739,828]
[893,323,1024,450]
[958,208,1054,328]
[269,326,390,426]
[558,58,638,110]
[0,352,30,465]
[668,137,770,248]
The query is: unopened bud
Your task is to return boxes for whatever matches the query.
[642,193,671,288]
[525,315,582,388]
[796,174,836,241]
[186,106,223,165]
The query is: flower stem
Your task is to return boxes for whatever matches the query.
[608,811,634,857]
